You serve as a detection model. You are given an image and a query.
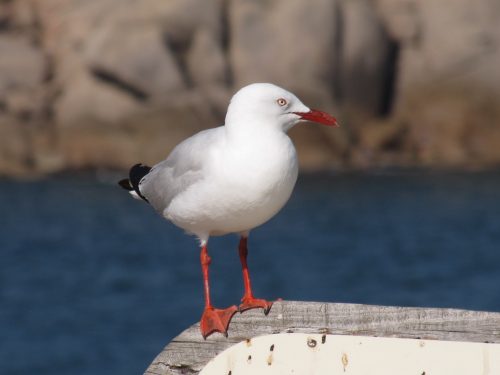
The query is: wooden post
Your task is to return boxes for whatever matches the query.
[144,301,500,375]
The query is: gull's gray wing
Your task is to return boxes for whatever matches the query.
[139,126,225,213]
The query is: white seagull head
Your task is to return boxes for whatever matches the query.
[225,83,338,133]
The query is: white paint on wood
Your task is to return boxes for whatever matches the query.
[200,333,500,375]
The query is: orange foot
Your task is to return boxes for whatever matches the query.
[200,305,238,339]
[239,296,273,315]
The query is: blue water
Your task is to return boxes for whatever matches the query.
[2,171,500,375]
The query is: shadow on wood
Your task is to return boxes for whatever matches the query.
[144,300,500,375]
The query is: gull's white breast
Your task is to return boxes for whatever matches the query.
[164,129,298,238]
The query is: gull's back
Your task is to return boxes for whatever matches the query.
[139,126,226,214]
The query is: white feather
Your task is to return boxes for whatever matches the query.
[129,190,142,200]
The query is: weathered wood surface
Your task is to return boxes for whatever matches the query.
[144,300,500,375]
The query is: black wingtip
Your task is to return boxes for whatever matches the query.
[118,178,133,191]
[118,164,152,203]
[129,163,152,203]
[130,164,152,186]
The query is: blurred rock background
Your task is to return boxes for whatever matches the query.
[1,0,499,176]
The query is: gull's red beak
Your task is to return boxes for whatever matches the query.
[293,109,339,127]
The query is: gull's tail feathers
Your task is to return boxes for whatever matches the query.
[118,163,152,203]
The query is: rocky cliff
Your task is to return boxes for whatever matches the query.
[1,0,500,176]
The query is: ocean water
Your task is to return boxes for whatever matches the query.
[1,171,500,375]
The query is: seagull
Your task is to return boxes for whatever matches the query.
[119,83,338,338]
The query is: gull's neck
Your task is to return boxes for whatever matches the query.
[225,112,289,140]
[226,121,286,145]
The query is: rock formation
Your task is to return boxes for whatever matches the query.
[0,0,499,176]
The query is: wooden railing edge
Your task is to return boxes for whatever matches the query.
[144,300,500,375]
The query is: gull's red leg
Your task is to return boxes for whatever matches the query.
[238,236,273,314]
[199,244,237,339]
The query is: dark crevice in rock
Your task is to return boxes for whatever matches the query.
[0,0,12,31]
[0,17,10,31]
[220,0,233,87]
[90,67,149,102]
[381,126,407,152]
[163,33,193,88]
[379,37,400,117]
[42,53,55,83]
[332,0,344,101]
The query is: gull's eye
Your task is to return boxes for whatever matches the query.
[277,98,287,106]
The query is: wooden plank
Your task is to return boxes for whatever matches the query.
[144,300,500,375]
